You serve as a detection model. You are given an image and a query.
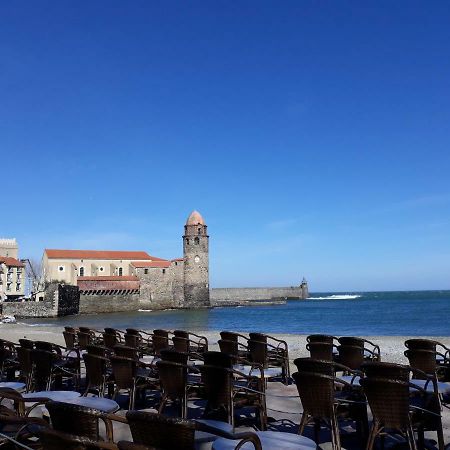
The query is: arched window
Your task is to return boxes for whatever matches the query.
[118,267,123,276]
[79,267,84,277]
[194,237,199,245]
[186,238,190,245]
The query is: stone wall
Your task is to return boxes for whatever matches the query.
[210,286,306,305]
[136,261,184,310]
[79,293,140,314]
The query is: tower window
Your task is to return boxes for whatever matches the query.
[79,267,85,277]
[118,267,123,276]
[162,269,166,274]
[194,237,199,245]
[186,238,190,245]
[198,228,201,235]
[144,269,148,275]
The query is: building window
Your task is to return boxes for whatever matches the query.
[144,269,148,275]
[79,267,85,277]
[162,269,166,274]
[194,237,199,245]
[16,283,21,291]
[186,238,190,245]
[118,267,123,276]
[175,262,177,266]
[58,266,65,272]
[198,228,201,235]
[99,267,104,272]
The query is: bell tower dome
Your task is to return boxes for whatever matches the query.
[183,210,210,307]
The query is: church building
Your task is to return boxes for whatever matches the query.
[41,211,210,309]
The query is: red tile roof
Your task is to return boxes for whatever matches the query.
[0,257,25,267]
[171,258,184,262]
[45,249,156,260]
[131,261,172,268]
[77,276,139,281]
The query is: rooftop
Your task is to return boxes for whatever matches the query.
[0,257,25,267]
[186,210,205,226]
[45,249,156,261]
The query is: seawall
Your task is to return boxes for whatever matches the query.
[210,286,306,305]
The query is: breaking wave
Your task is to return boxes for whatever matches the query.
[307,294,361,300]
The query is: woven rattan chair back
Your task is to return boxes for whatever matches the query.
[110,356,137,390]
[77,332,93,350]
[293,371,336,419]
[199,364,233,422]
[126,410,196,450]
[360,377,411,429]
[307,334,336,344]
[248,339,267,367]
[338,337,364,347]
[160,349,188,364]
[361,362,410,381]
[19,339,34,349]
[172,336,189,353]
[220,331,240,342]
[204,351,233,368]
[152,334,170,357]
[249,333,267,343]
[218,339,240,362]
[46,401,102,441]
[124,333,141,349]
[114,345,137,360]
[63,331,77,349]
[337,344,364,370]
[31,349,55,391]
[174,330,189,339]
[404,349,437,377]
[16,346,33,388]
[306,342,334,361]
[156,361,188,417]
[82,353,109,396]
[405,339,437,351]
[293,358,336,376]
[103,330,119,350]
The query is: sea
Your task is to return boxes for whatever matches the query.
[19,290,450,336]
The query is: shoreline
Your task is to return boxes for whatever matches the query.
[3,323,450,366]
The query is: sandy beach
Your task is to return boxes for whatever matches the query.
[5,322,450,366]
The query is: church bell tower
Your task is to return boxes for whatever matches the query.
[183,210,210,308]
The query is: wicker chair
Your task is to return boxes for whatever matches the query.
[87,344,111,357]
[109,356,153,410]
[114,345,138,360]
[0,387,51,417]
[152,330,172,357]
[218,339,249,364]
[306,334,338,344]
[361,361,410,381]
[306,342,336,361]
[337,337,380,361]
[46,401,126,443]
[122,410,262,450]
[156,360,191,418]
[247,339,290,385]
[16,346,33,391]
[203,351,234,368]
[293,370,359,450]
[103,329,124,351]
[0,343,19,381]
[19,338,35,349]
[220,332,249,358]
[361,376,444,450]
[82,353,113,397]
[337,344,365,371]
[173,330,208,353]
[0,413,50,448]
[160,349,189,364]
[63,330,78,349]
[199,364,266,430]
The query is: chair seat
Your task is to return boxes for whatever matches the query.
[0,382,26,391]
[212,430,316,449]
[22,391,81,402]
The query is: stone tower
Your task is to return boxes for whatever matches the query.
[183,210,210,308]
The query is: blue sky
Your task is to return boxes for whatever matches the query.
[1,1,450,291]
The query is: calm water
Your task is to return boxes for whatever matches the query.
[20,291,450,336]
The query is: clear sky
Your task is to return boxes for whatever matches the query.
[1,1,450,292]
